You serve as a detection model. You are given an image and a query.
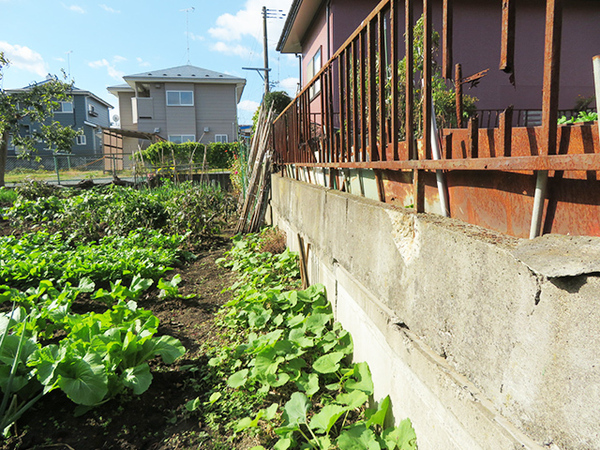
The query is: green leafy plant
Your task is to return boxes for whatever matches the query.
[558,110,598,125]
[199,231,418,449]
[137,141,240,169]
[0,229,187,289]
[0,307,45,437]
[6,181,235,245]
[0,187,17,205]
[28,300,185,407]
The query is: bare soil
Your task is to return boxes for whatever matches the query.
[1,240,248,450]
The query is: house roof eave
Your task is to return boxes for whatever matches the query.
[277,0,325,54]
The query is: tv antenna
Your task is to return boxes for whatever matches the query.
[180,7,195,64]
[66,50,73,79]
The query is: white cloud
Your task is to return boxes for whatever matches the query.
[136,57,151,67]
[113,55,127,63]
[187,32,205,42]
[62,3,85,13]
[88,58,124,80]
[208,0,292,44]
[238,99,260,112]
[100,4,120,13]
[278,77,299,95]
[0,41,47,77]
[210,42,252,58]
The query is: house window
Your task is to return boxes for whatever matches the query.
[166,91,194,106]
[168,135,195,144]
[88,104,98,117]
[76,134,86,145]
[215,134,228,143]
[307,47,322,99]
[55,101,73,113]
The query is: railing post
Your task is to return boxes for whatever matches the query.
[499,106,514,157]
[593,55,600,141]
[455,63,463,128]
[500,0,516,75]
[442,0,453,80]
[423,0,433,160]
[377,10,387,160]
[367,19,378,161]
[390,0,399,160]
[405,0,414,159]
[531,0,563,239]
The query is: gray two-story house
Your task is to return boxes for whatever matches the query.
[6,78,112,157]
[107,65,246,161]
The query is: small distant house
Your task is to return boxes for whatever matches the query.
[6,78,112,157]
[107,64,246,164]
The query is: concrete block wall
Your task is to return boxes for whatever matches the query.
[268,174,600,450]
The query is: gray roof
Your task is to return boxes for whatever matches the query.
[6,79,113,109]
[107,64,246,102]
[124,64,245,84]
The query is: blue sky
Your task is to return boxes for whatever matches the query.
[0,0,297,124]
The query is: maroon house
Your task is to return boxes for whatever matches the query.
[278,0,600,117]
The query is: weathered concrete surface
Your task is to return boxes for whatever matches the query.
[269,174,600,450]
[512,234,600,278]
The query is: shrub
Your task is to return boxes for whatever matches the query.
[137,141,240,169]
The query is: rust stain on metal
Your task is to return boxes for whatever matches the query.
[442,0,453,80]
[500,0,516,75]
[270,0,600,238]
[455,64,463,128]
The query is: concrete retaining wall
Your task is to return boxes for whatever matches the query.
[268,174,600,450]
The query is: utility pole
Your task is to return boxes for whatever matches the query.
[261,7,285,96]
[262,6,270,95]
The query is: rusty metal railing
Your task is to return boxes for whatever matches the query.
[272,0,599,232]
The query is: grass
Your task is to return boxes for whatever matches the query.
[5,168,229,184]
[5,169,112,184]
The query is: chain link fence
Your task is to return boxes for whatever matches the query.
[5,152,126,185]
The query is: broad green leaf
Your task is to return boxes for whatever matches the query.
[235,410,264,432]
[29,345,64,386]
[235,417,255,432]
[209,392,222,403]
[382,419,418,450]
[313,436,333,450]
[309,404,348,434]
[313,351,345,374]
[57,352,108,406]
[248,308,272,329]
[122,363,152,395]
[336,390,369,409]
[263,402,279,421]
[77,277,96,293]
[337,424,380,450]
[281,392,310,427]
[296,372,320,397]
[185,397,201,411]
[288,327,313,348]
[305,313,332,335]
[345,362,374,395]
[227,368,249,388]
[130,275,153,294]
[268,372,290,388]
[287,313,306,328]
[273,438,292,450]
[140,335,185,364]
[365,395,390,428]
